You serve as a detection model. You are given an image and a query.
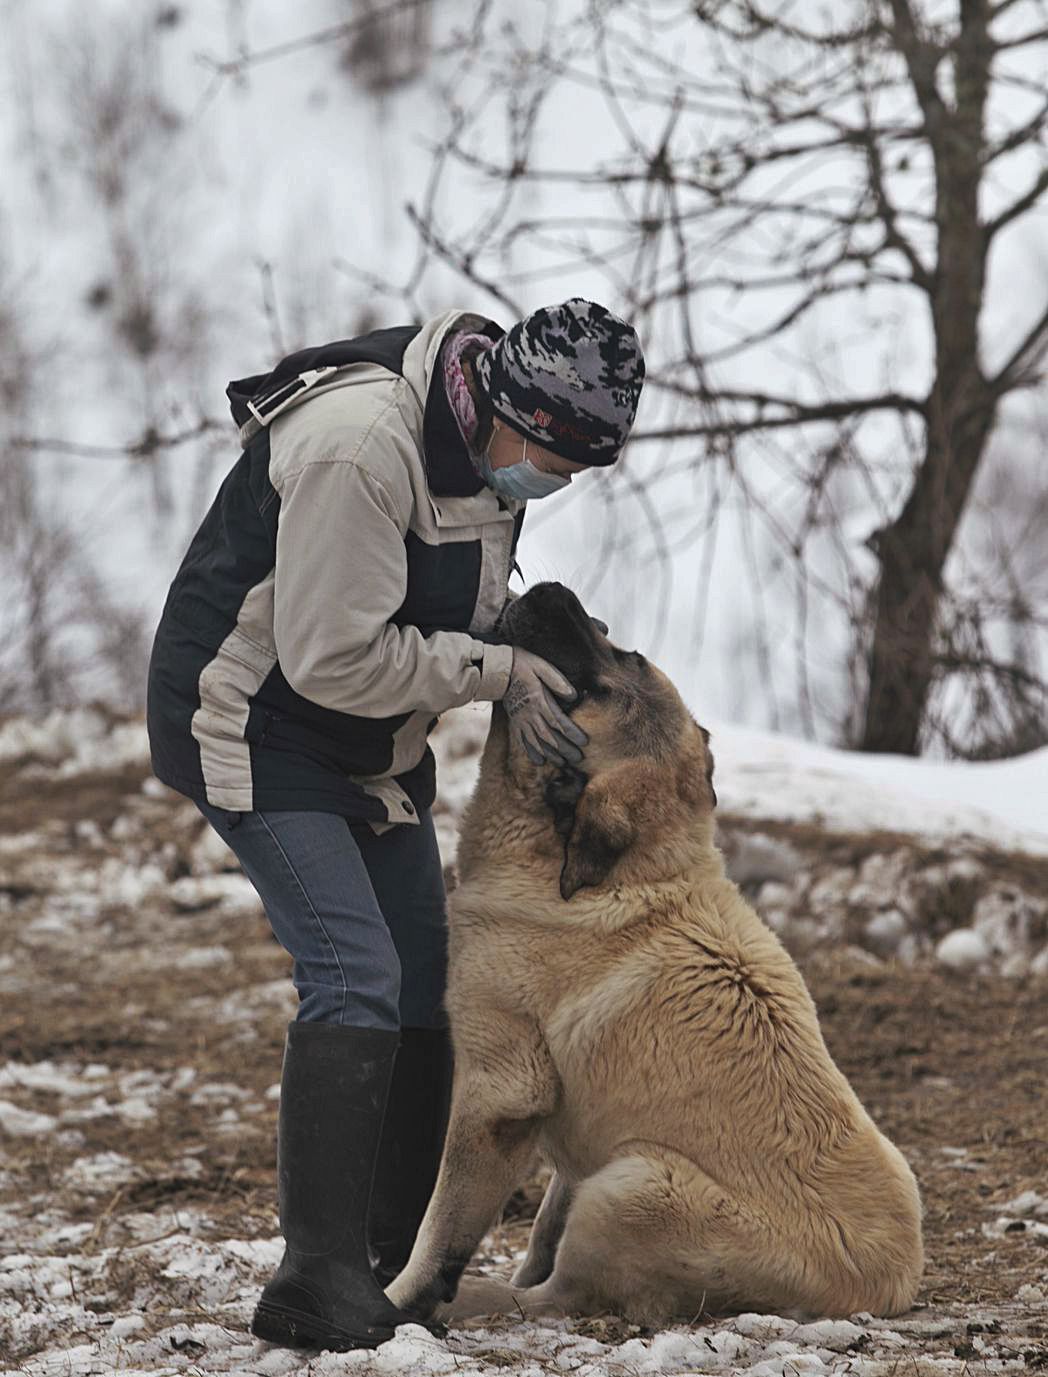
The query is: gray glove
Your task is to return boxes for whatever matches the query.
[505,649,588,767]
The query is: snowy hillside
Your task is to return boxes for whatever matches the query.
[1,706,1046,1372]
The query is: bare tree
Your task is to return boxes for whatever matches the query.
[0,251,150,714]
[400,0,1048,756]
[52,8,218,520]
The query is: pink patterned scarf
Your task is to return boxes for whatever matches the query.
[443,330,494,455]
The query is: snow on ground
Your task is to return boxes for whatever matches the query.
[1,707,1047,1373]
[8,1297,1044,1377]
[708,721,1048,857]
[4,702,1046,856]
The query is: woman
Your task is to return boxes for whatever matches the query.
[145,298,645,1352]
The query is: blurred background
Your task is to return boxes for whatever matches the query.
[3,0,1047,759]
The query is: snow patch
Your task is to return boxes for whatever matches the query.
[935,928,989,970]
[170,873,261,914]
[62,1152,139,1190]
[0,1098,58,1135]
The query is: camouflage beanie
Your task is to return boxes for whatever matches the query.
[473,298,645,466]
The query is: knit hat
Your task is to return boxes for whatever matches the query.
[473,298,644,466]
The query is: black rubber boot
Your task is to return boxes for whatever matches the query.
[368,1026,454,1287]
[251,1022,421,1352]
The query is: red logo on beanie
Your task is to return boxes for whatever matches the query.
[533,408,553,428]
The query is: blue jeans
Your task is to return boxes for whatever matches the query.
[196,804,448,1031]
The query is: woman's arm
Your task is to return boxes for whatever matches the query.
[272,457,513,717]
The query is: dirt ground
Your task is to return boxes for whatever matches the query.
[1,756,1046,1370]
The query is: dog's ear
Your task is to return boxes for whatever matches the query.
[677,724,716,810]
[553,766,641,900]
[700,726,717,808]
[544,766,589,841]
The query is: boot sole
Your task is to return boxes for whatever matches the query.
[251,1300,390,1352]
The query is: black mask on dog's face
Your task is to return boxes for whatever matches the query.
[497,582,618,696]
[499,584,717,898]
[499,581,700,777]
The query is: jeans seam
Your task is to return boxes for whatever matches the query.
[255,810,350,1023]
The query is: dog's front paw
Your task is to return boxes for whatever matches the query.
[385,1273,429,1315]
[387,1256,471,1319]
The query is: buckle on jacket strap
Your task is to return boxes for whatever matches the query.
[246,366,340,428]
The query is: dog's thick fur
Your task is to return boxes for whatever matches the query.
[387,584,923,1326]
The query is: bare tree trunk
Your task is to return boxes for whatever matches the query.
[861,0,994,753]
[860,405,993,753]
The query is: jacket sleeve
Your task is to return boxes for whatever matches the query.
[272,457,514,717]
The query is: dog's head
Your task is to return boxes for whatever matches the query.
[497,583,716,900]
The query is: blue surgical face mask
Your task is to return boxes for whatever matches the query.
[476,437,572,502]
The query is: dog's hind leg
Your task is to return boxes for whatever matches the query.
[512,1147,784,1325]
[511,1171,573,1287]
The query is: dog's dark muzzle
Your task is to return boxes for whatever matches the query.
[498,582,610,693]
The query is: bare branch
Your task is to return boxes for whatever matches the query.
[630,389,925,439]
[855,116,933,289]
[984,165,1048,241]
[12,420,223,461]
[992,22,1048,45]
[886,0,948,143]
[197,0,432,78]
[982,92,1048,163]
[404,204,524,318]
[989,299,1048,393]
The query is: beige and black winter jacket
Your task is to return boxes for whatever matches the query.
[146,310,520,826]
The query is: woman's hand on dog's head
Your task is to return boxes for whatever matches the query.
[504,648,589,767]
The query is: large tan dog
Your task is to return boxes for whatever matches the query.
[387,583,923,1325]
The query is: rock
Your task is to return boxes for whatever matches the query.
[169,874,259,914]
[723,833,805,892]
[972,886,1047,961]
[809,868,856,911]
[864,908,908,956]
[109,813,142,842]
[896,933,923,965]
[1001,1189,1047,1216]
[757,880,795,909]
[935,928,989,970]
[848,848,914,914]
[946,856,985,882]
[1000,952,1030,979]
[174,945,233,970]
[756,881,796,934]
[190,822,240,875]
